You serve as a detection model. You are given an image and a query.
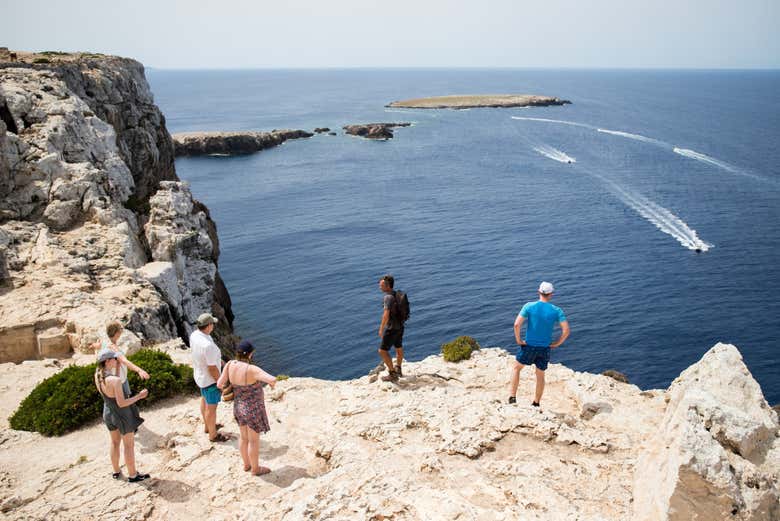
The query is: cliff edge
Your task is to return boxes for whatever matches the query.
[0,49,235,359]
[0,343,776,520]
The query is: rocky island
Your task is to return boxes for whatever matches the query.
[172,130,313,157]
[343,122,411,140]
[387,94,571,109]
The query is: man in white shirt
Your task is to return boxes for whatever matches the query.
[190,313,227,442]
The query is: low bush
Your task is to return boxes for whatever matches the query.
[275,374,290,381]
[441,336,481,362]
[9,349,196,436]
[32,58,51,64]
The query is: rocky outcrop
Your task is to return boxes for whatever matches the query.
[343,122,411,140]
[387,94,571,109]
[171,129,313,156]
[0,50,235,360]
[633,343,779,520]
[1,344,775,520]
[313,127,330,134]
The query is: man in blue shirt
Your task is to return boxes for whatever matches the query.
[508,281,570,407]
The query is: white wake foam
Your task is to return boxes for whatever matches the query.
[674,147,738,172]
[511,116,591,128]
[533,145,576,163]
[597,128,665,145]
[604,180,711,252]
[673,147,769,183]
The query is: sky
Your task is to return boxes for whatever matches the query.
[2,0,779,69]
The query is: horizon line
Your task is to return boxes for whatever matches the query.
[145,65,780,72]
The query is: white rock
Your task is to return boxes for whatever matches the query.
[632,343,780,521]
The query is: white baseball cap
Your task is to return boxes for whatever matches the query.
[538,281,555,295]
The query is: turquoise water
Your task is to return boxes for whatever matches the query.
[148,69,780,403]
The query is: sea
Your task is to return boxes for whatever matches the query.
[147,69,780,404]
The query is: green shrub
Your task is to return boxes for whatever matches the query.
[32,58,51,64]
[10,349,196,436]
[441,336,481,362]
[39,51,69,56]
[276,374,290,381]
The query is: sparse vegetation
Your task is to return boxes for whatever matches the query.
[10,350,197,436]
[276,374,290,381]
[441,336,481,362]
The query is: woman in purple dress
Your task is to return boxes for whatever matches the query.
[217,340,277,475]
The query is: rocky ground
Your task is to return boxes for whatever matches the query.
[0,343,777,520]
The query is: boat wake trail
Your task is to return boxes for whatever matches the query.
[533,145,576,163]
[512,115,766,184]
[674,148,735,172]
[510,116,591,128]
[599,176,711,252]
[673,147,770,183]
[597,128,666,146]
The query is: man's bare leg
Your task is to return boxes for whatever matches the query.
[378,349,394,373]
[508,359,524,399]
[205,404,218,440]
[395,347,404,375]
[200,396,207,428]
[534,367,546,404]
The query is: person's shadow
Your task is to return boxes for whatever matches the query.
[259,465,312,488]
[136,426,167,454]
[142,478,199,503]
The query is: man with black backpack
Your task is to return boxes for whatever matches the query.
[377,274,409,382]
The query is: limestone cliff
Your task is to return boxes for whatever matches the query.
[0,50,235,360]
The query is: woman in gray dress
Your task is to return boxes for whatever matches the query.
[94,350,150,482]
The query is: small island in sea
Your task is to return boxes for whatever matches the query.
[386,94,571,109]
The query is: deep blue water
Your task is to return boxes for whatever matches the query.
[147,69,780,404]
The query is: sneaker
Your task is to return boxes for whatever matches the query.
[394,364,403,377]
[128,473,150,483]
[381,371,398,382]
[508,396,516,404]
[532,401,540,407]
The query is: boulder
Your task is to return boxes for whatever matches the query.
[602,369,629,383]
[632,343,779,521]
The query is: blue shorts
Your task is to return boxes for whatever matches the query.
[516,345,551,370]
[200,384,221,405]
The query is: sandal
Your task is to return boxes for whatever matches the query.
[112,472,123,480]
[252,466,271,476]
[209,433,230,443]
[128,473,150,483]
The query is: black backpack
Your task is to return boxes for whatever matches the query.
[392,290,410,324]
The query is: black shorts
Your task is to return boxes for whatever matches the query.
[380,328,404,351]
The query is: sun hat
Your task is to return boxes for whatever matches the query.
[538,281,555,295]
[97,349,119,363]
[236,339,255,354]
[196,313,219,327]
